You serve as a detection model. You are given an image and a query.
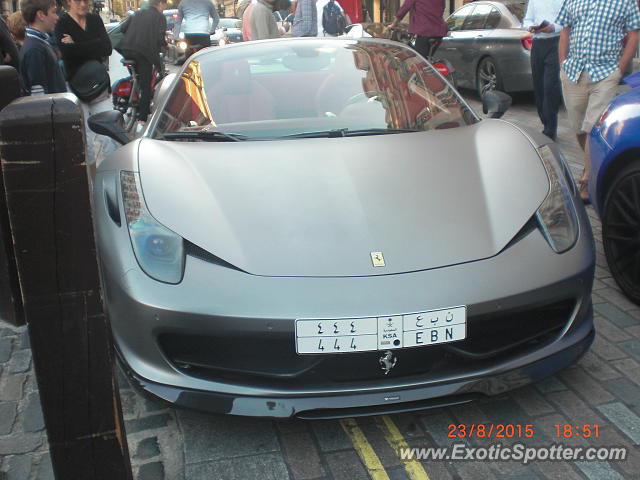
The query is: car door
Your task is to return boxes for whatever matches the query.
[440,3,495,89]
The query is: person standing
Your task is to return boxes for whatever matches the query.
[250,0,280,40]
[522,0,563,141]
[19,0,66,95]
[0,14,20,69]
[117,0,168,128]
[556,0,640,202]
[316,0,343,36]
[55,0,114,168]
[292,0,317,37]
[175,0,220,50]
[387,0,448,61]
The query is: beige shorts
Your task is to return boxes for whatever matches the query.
[560,68,622,134]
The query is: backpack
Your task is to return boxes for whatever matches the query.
[323,2,346,35]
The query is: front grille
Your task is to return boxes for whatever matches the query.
[159,299,575,388]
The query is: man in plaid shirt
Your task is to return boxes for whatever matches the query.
[556,0,640,202]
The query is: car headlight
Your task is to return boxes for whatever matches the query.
[177,40,188,51]
[121,171,184,283]
[535,145,579,253]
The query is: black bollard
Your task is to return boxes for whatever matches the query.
[0,66,24,326]
[0,94,132,480]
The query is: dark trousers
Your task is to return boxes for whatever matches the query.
[413,36,442,61]
[121,50,154,122]
[184,33,211,49]
[531,36,562,139]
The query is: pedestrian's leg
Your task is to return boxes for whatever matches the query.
[542,38,561,140]
[136,57,153,123]
[530,40,546,133]
[560,70,590,198]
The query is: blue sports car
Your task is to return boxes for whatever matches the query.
[589,72,640,304]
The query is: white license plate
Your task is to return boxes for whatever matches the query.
[295,306,466,354]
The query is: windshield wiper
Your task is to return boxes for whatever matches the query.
[161,131,248,142]
[281,128,419,139]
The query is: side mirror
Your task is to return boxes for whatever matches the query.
[482,90,512,119]
[88,110,131,145]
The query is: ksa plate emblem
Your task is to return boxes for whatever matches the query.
[371,251,385,267]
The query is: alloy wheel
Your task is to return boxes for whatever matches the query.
[603,165,640,304]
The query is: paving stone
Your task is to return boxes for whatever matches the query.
[325,450,370,480]
[578,350,622,381]
[137,461,164,480]
[386,413,425,438]
[19,331,30,350]
[510,386,555,417]
[22,392,44,433]
[597,403,640,445]
[0,402,17,435]
[418,409,465,447]
[574,461,626,480]
[119,390,137,417]
[274,419,309,435]
[358,421,401,469]
[385,466,411,480]
[617,340,640,363]
[178,411,280,464]
[0,338,13,364]
[591,334,627,361]
[547,390,605,431]
[595,304,638,328]
[0,374,26,402]
[8,350,30,374]
[310,420,353,452]
[4,455,32,480]
[591,292,607,304]
[558,367,615,405]
[143,396,167,413]
[610,358,640,387]
[279,431,325,479]
[186,453,290,480]
[534,461,586,480]
[0,433,43,455]
[33,453,54,480]
[478,396,532,426]
[594,316,631,343]
[534,376,567,394]
[452,461,497,480]
[125,414,171,434]
[602,378,640,415]
[626,324,640,338]
[597,288,639,311]
[134,437,161,460]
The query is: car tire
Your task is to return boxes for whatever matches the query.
[476,57,503,97]
[602,160,640,304]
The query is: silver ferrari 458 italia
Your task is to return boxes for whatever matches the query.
[89,37,595,418]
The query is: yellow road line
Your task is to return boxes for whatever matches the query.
[376,415,430,480]
[340,418,391,480]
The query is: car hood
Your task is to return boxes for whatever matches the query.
[138,120,549,277]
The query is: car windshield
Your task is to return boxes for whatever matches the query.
[152,39,479,141]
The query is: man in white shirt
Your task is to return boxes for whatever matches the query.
[522,0,564,141]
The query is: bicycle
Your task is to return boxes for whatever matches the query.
[112,57,166,133]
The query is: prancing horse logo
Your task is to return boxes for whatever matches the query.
[379,350,397,375]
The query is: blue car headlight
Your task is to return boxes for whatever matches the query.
[535,145,579,253]
[121,171,185,283]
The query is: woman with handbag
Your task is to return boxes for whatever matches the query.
[54,0,114,170]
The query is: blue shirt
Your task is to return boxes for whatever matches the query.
[556,0,640,82]
[292,0,317,37]
[522,0,563,38]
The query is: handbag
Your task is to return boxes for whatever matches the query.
[69,60,110,102]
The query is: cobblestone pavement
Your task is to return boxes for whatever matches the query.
[2,89,640,480]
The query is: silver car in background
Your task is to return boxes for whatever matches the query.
[439,0,532,96]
